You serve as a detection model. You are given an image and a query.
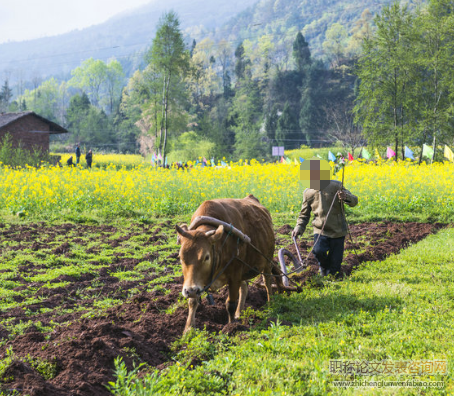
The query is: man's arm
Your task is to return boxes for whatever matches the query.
[292,191,312,237]
[339,188,358,207]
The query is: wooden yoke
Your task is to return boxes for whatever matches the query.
[188,216,251,244]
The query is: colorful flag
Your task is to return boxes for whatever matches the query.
[151,153,156,162]
[164,157,168,166]
[299,157,305,163]
[211,157,215,167]
[294,158,298,165]
[285,157,292,164]
[348,152,354,161]
[375,148,381,159]
[280,156,285,163]
[386,147,396,159]
[328,151,336,162]
[444,145,454,162]
[157,153,163,161]
[203,157,207,163]
[404,146,414,160]
[422,144,434,158]
[316,154,322,159]
[362,148,371,160]
[221,160,227,166]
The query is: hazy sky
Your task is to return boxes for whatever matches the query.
[0,0,152,44]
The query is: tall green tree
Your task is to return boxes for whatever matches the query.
[323,23,348,68]
[0,80,13,112]
[276,101,301,148]
[230,79,265,159]
[293,32,311,72]
[66,93,91,142]
[299,61,327,146]
[234,43,251,83]
[148,10,189,160]
[69,58,108,108]
[104,60,125,114]
[354,2,417,159]
[415,0,454,161]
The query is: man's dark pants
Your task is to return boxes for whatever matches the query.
[312,234,345,276]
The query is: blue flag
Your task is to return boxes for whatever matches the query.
[221,160,227,166]
[328,151,336,162]
[404,146,414,160]
[299,157,305,163]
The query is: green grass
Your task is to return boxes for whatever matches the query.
[109,228,454,395]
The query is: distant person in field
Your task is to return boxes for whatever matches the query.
[67,156,74,167]
[292,157,358,277]
[75,144,81,165]
[86,149,93,169]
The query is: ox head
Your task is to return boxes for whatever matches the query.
[176,224,224,298]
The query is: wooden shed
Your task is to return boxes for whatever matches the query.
[0,111,68,153]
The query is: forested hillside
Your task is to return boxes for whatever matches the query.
[3,0,451,164]
[1,0,416,85]
[0,0,258,84]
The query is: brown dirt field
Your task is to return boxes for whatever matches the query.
[0,221,444,395]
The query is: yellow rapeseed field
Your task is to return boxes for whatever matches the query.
[1,157,453,220]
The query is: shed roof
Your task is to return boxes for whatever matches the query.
[0,111,68,134]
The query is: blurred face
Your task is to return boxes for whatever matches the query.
[299,157,331,191]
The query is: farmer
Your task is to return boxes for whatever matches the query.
[75,144,81,165]
[292,157,358,277]
[86,149,93,169]
[66,155,74,167]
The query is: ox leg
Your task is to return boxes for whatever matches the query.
[226,281,240,323]
[235,281,248,320]
[272,263,284,294]
[263,266,274,302]
[184,297,199,334]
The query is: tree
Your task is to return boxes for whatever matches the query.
[322,23,348,68]
[415,0,454,162]
[69,58,108,108]
[354,3,418,160]
[66,93,91,142]
[0,80,13,112]
[299,61,328,146]
[230,79,265,159]
[148,11,189,160]
[293,32,311,72]
[234,43,250,83]
[216,40,233,97]
[276,101,301,149]
[186,38,220,113]
[21,78,60,122]
[104,60,125,114]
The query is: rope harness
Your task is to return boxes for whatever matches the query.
[191,219,302,304]
[189,175,361,303]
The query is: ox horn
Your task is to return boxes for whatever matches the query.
[208,225,224,243]
[175,224,190,244]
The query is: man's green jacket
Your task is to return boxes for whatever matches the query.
[295,180,358,238]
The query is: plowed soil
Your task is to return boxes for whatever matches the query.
[0,221,444,395]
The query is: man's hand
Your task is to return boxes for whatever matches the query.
[338,190,347,201]
[292,226,303,238]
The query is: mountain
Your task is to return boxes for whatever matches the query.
[207,0,419,59]
[0,0,421,87]
[0,0,259,84]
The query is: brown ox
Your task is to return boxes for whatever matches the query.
[176,194,282,333]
